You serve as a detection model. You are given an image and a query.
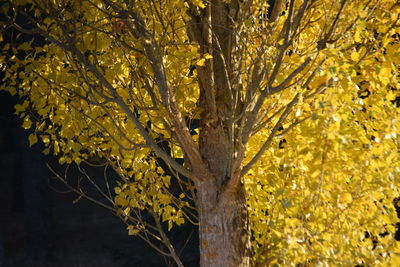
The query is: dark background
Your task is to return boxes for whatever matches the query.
[0,92,197,267]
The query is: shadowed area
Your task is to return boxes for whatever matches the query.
[0,93,198,267]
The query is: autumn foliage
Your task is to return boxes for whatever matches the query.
[1,0,400,266]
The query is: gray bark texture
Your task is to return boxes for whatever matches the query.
[192,1,254,265]
[197,179,252,267]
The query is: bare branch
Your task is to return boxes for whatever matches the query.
[269,0,285,24]
[150,211,184,267]
[125,8,208,178]
[269,57,312,94]
[325,0,348,40]
[242,93,300,175]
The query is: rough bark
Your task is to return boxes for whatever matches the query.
[192,1,253,266]
[197,110,252,266]
[197,178,252,267]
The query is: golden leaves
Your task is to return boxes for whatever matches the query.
[195,53,212,67]
[192,0,206,8]
[247,63,400,264]
[112,159,188,231]
[28,133,38,146]
[22,116,32,130]
[350,51,360,62]
[1,0,399,265]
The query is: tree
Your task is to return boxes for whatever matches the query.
[1,0,400,266]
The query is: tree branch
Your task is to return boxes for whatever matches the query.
[241,92,300,175]
[126,8,208,178]
[13,8,196,181]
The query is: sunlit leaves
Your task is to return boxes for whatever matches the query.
[242,1,400,264]
[1,0,400,265]
[247,81,400,265]
[112,159,188,231]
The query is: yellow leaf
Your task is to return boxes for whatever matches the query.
[115,187,122,194]
[128,228,139,235]
[116,87,130,100]
[115,196,128,206]
[354,31,362,43]
[204,53,213,59]
[176,217,184,225]
[196,58,206,66]
[380,67,392,79]
[17,42,31,51]
[386,91,396,101]
[71,142,82,152]
[123,207,130,216]
[8,87,17,96]
[127,225,140,235]
[341,193,353,204]
[42,135,50,144]
[14,104,25,114]
[350,51,359,62]
[193,0,206,8]
[28,133,38,146]
[22,117,32,129]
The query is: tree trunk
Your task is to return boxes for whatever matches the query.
[192,1,253,265]
[197,179,252,267]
